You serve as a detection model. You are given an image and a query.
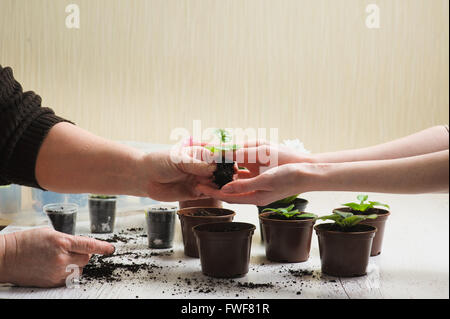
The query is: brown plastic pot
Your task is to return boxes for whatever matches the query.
[259,212,315,262]
[315,223,377,277]
[193,222,255,278]
[177,207,236,258]
[179,198,222,209]
[257,198,308,242]
[336,207,390,256]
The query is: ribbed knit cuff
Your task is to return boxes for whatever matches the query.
[6,112,72,189]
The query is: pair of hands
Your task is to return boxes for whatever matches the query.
[191,141,315,206]
[143,141,313,206]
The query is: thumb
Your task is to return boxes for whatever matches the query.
[221,175,271,194]
[67,236,115,255]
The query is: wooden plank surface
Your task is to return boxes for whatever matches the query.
[0,192,448,299]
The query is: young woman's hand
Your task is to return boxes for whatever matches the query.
[196,163,316,206]
[0,227,115,287]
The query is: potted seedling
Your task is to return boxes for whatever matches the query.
[338,194,390,256]
[145,205,178,249]
[177,207,236,258]
[88,195,117,234]
[193,222,256,278]
[44,203,78,235]
[259,205,317,262]
[314,210,378,277]
[257,194,309,241]
[178,129,237,209]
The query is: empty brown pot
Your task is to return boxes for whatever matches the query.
[336,207,390,256]
[193,222,256,278]
[259,212,315,262]
[315,223,377,277]
[179,198,222,209]
[177,207,235,258]
[257,198,308,242]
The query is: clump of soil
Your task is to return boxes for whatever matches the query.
[213,161,235,188]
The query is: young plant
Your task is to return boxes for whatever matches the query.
[263,204,317,219]
[318,209,377,230]
[204,129,241,153]
[204,129,240,189]
[342,194,390,212]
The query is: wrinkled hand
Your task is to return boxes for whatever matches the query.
[138,146,217,201]
[0,227,115,288]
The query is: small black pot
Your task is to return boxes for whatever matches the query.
[145,205,178,249]
[257,198,309,242]
[89,196,117,234]
[44,203,78,235]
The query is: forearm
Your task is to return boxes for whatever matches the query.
[302,150,449,194]
[310,126,449,163]
[35,122,146,196]
[0,235,5,283]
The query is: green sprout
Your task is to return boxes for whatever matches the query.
[317,209,377,229]
[263,204,317,219]
[204,128,241,153]
[342,194,390,212]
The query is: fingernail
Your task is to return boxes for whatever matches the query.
[222,185,234,193]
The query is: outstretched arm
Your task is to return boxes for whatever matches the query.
[311,126,449,163]
[197,150,449,206]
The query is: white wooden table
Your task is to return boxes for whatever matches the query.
[0,192,448,299]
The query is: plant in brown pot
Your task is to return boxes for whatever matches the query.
[315,210,378,277]
[259,205,317,262]
[339,194,390,256]
[256,195,309,242]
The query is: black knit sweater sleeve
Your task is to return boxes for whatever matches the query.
[0,65,71,189]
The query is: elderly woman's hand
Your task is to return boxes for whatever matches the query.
[0,227,114,287]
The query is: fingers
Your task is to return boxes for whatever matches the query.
[65,235,115,255]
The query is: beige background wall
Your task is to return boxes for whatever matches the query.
[0,0,448,152]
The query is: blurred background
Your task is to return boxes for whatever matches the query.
[0,0,448,223]
[0,0,448,152]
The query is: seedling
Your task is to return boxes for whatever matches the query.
[318,209,377,229]
[263,204,317,219]
[342,194,390,212]
[204,129,241,153]
[204,129,240,189]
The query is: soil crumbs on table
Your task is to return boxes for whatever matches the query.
[81,227,338,297]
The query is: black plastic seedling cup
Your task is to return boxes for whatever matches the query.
[145,205,178,249]
[44,203,78,235]
[89,195,117,234]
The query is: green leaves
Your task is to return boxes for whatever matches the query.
[204,128,241,154]
[273,194,300,205]
[204,144,241,153]
[262,204,317,219]
[343,194,390,212]
[214,129,232,144]
[318,209,377,229]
